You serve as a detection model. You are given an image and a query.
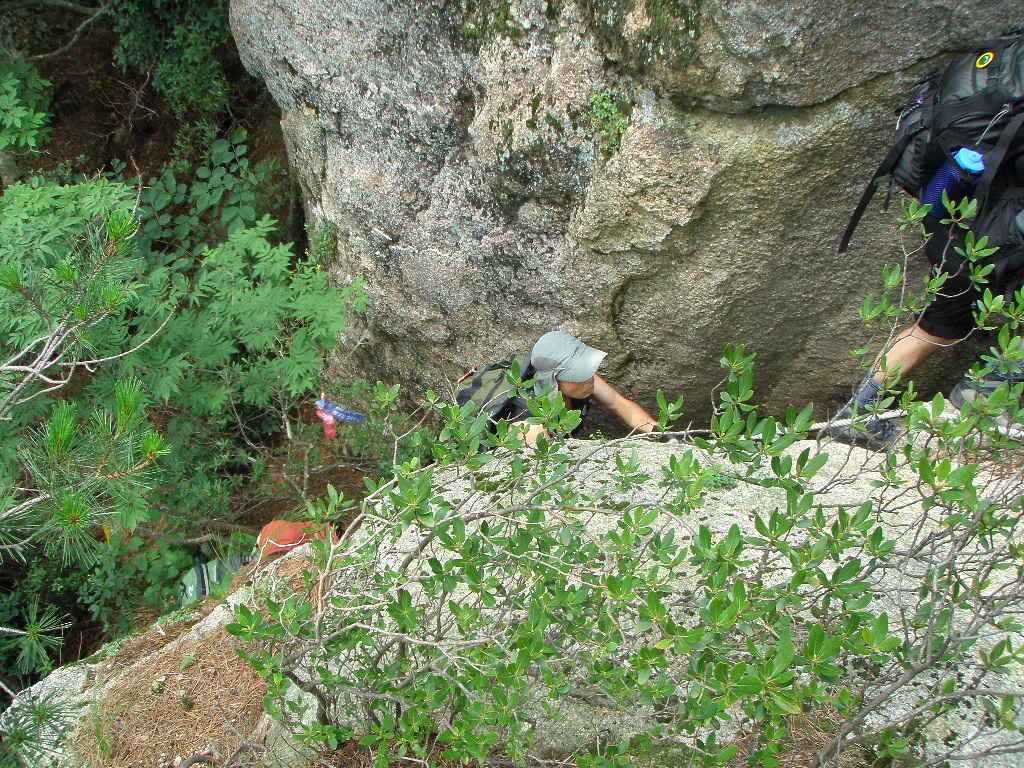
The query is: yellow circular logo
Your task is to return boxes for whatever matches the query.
[976,51,995,68]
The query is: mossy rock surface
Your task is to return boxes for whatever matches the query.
[581,0,702,70]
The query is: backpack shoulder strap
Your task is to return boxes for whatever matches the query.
[974,110,1024,211]
[838,138,918,253]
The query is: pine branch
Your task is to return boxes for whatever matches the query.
[98,455,154,480]
[0,493,49,522]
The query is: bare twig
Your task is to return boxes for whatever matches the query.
[59,312,172,368]
[24,3,112,62]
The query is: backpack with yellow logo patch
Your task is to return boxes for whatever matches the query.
[840,26,1024,291]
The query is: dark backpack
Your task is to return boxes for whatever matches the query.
[455,354,534,427]
[839,27,1024,291]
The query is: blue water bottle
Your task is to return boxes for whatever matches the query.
[921,147,986,212]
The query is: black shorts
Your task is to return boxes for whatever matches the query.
[917,216,982,340]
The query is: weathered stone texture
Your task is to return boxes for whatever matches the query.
[230,0,1014,427]
[588,0,1012,110]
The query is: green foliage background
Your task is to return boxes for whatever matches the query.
[0,117,366,688]
[0,58,50,150]
[110,0,233,118]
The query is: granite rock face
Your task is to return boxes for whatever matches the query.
[229,0,1013,425]
[585,0,1013,110]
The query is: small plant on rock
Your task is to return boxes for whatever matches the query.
[588,90,630,156]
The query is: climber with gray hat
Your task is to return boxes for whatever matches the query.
[455,330,657,446]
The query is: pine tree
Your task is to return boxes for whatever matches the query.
[0,181,169,684]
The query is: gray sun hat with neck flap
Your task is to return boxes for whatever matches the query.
[530,331,607,399]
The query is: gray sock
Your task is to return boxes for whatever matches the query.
[854,373,884,409]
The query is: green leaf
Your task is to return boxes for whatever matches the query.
[831,558,862,585]
[770,692,802,715]
[769,638,795,679]
[800,451,829,478]
[714,745,739,764]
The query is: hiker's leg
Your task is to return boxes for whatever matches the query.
[880,215,979,383]
[861,216,978,389]
[833,323,961,433]
[871,323,962,384]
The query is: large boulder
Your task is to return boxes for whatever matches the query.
[582,0,1012,110]
[229,0,1013,426]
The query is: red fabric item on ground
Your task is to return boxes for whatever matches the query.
[257,519,332,559]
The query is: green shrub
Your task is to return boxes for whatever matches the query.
[109,0,231,118]
[110,130,361,524]
[0,131,363,687]
[79,537,194,636]
[0,58,50,151]
[0,179,175,683]
[166,118,221,175]
[0,180,138,422]
[88,132,364,520]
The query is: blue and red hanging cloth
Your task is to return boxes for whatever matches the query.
[315,393,365,438]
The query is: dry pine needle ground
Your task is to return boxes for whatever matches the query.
[74,622,265,766]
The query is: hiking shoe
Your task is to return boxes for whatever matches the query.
[824,412,905,451]
[948,377,1024,440]
[821,392,905,450]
